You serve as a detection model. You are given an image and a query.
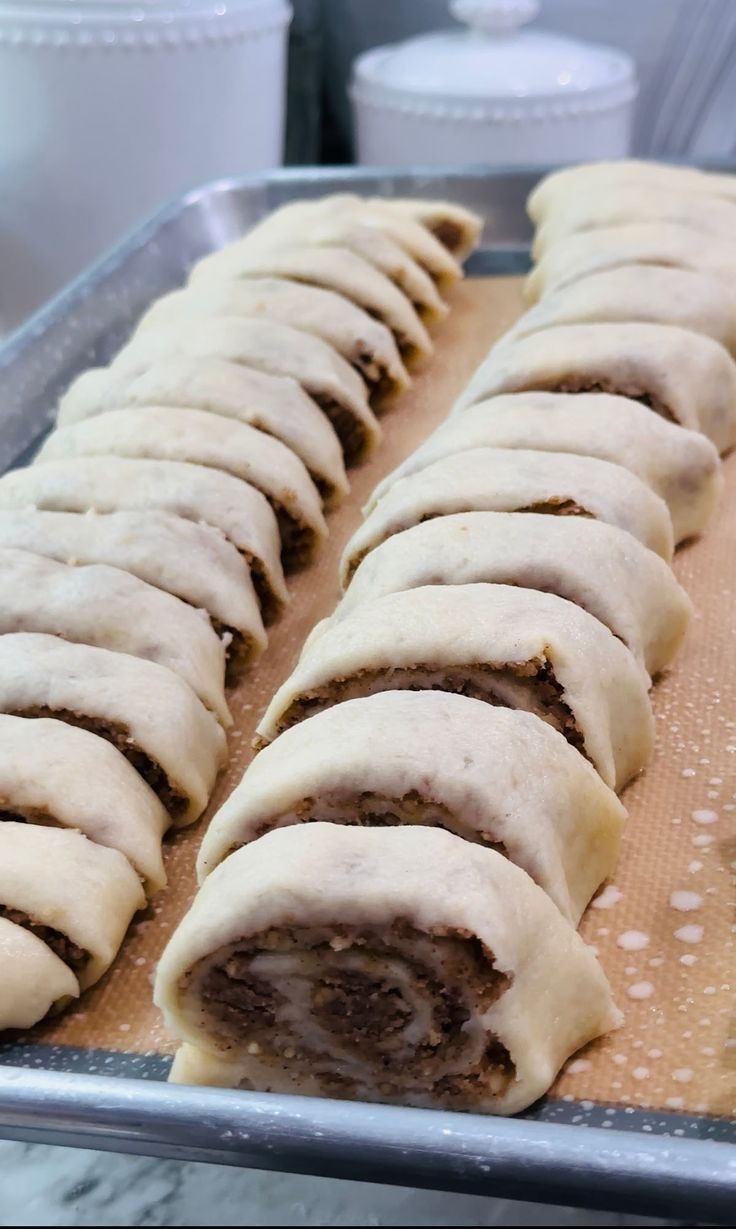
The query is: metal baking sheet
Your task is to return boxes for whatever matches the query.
[0,165,734,1223]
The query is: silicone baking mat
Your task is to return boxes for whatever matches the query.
[2,275,734,1131]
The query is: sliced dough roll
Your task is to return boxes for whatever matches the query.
[242,210,448,323]
[511,266,736,358]
[190,243,432,366]
[257,584,654,791]
[315,195,464,284]
[525,223,736,303]
[198,692,626,924]
[0,917,80,1030]
[0,715,168,893]
[56,358,348,505]
[340,513,691,676]
[0,548,229,727]
[37,408,327,569]
[343,448,674,583]
[135,279,409,402]
[381,197,483,260]
[455,323,736,454]
[110,317,379,466]
[0,633,226,825]
[0,508,266,676]
[156,823,618,1115]
[532,185,736,258]
[0,456,287,621]
[0,822,144,991]
[370,392,721,545]
[528,160,736,225]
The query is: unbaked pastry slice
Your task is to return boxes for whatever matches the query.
[528,160,736,226]
[532,185,736,258]
[0,633,226,825]
[0,715,168,894]
[0,917,80,1030]
[380,197,483,260]
[110,317,379,466]
[525,223,736,303]
[0,456,287,622]
[198,692,626,924]
[314,195,464,284]
[156,822,618,1115]
[369,392,721,545]
[511,266,736,358]
[0,547,229,726]
[257,584,654,791]
[37,408,327,569]
[340,512,691,677]
[0,822,145,992]
[190,243,432,366]
[343,447,674,583]
[135,279,409,402]
[0,508,266,678]
[56,358,348,505]
[454,323,736,454]
[241,211,448,323]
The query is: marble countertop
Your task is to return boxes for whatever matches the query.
[0,1140,678,1226]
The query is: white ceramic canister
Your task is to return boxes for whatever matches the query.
[0,0,291,328]
[351,0,637,169]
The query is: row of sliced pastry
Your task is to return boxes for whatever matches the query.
[0,195,480,1036]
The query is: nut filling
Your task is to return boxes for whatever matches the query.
[0,905,88,974]
[312,395,369,466]
[243,790,509,858]
[273,660,587,759]
[187,923,515,1103]
[6,705,187,819]
[543,378,675,423]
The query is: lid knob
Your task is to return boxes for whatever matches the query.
[450,0,540,33]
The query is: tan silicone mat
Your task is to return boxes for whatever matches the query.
[14,277,736,1120]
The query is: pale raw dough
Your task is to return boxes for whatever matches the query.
[0,547,229,726]
[343,447,674,580]
[0,508,266,666]
[241,210,447,322]
[0,715,168,893]
[339,512,691,676]
[56,357,348,504]
[369,391,721,545]
[0,456,287,620]
[135,278,409,402]
[532,185,736,258]
[190,243,432,365]
[110,316,379,465]
[156,823,618,1116]
[0,822,144,989]
[256,583,654,791]
[525,223,736,303]
[454,323,736,455]
[37,407,327,566]
[0,633,226,825]
[0,918,79,1030]
[198,692,626,924]
[528,160,736,225]
[511,266,736,358]
[381,197,483,260]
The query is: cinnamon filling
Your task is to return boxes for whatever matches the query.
[0,905,89,974]
[6,706,187,819]
[311,394,368,466]
[243,790,509,858]
[274,659,587,759]
[243,555,283,626]
[273,508,318,572]
[352,350,398,406]
[543,378,676,422]
[430,220,464,253]
[187,921,515,1103]
[209,619,256,685]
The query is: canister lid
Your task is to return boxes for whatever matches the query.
[351,0,637,121]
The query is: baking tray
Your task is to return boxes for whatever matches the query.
[0,165,734,1223]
